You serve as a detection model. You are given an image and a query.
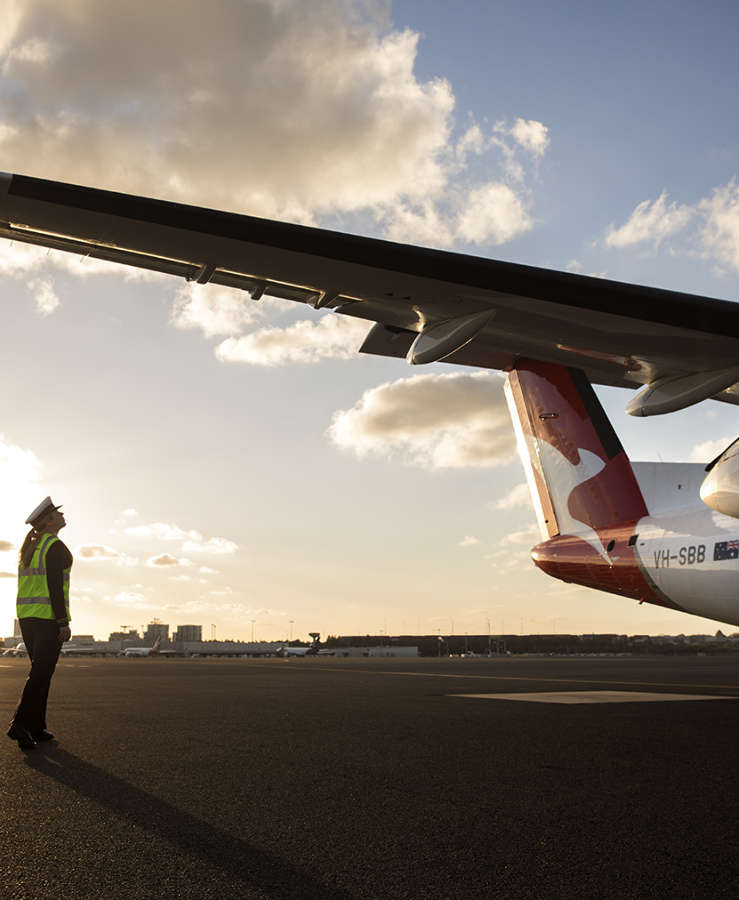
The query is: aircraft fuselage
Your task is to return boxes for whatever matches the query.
[532,506,739,626]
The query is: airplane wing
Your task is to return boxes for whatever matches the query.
[2,172,739,415]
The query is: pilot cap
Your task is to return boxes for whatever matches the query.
[25,496,63,527]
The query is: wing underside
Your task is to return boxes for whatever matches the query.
[1,173,738,410]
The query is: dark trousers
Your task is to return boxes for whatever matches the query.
[12,618,61,734]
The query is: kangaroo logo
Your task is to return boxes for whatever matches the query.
[536,441,611,562]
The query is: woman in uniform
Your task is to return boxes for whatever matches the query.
[7,496,72,750]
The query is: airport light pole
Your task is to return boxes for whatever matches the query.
[250,619,255,643]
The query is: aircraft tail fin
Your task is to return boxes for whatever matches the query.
[504,360,649,544]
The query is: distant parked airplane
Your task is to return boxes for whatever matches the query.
[120,635,162,657]
[60,644,102,657]
[276,634,321,657]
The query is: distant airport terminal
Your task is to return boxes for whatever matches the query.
[3,617,738,658]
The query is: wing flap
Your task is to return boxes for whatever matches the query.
[0,221,328,305]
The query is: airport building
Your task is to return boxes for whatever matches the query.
[182,640,283,656]
[173,625,202,643]
[323,646,420,658]
[144,621,170,645]
[109,629,141,642]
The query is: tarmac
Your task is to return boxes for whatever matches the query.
[1,654,738,899]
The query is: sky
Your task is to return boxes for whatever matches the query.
[1,0,739,641]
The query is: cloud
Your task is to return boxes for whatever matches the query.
[508,118,550,157]
[171,283,291,339]
[698,179,739,271]
[382,200,455,247]
[384,119,549,247]
[0,240,159,282]
[0,0,455,223]
[498,526,540,547]
[455,124,485,163]
[382,178,537,247]
[4,35,55,67]
[605,191,695,249]
[0,240,153,280]
[77,544,122,559]
[166,596,270,617]
[0,238,165,315]
[0,571,15,578]
[0,2,550,304]
[121,508,138,519]
[146,553,180,566]
[125,522,201,542]
[126,520,237,555]
[456,182,532,245]
[488,118,549,181]
[690,436,735,464]
[602,179,739,274]
[215,314,371,366]
[458,535,480,547]
[182,537,238,555]
[494,482,531,510]
[0,243,47,279]
[103,590,151,610]
[0,434,42,544]
[76,543,138,566]
[28,277,60,315]
[147,553,185,567]
[327,371,515,469]
[0,540,14,552]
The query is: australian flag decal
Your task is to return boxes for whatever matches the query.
[713,540,739,561]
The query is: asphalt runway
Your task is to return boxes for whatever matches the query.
[1,655,738,899]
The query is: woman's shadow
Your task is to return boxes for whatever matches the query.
[25,742,350,899]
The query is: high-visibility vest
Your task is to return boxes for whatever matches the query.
[17,533,71,621]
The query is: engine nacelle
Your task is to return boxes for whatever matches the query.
[700,438,739,519]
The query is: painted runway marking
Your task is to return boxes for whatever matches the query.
[301,667,739,692]
[453,691,737,704]
[168,662,739,693]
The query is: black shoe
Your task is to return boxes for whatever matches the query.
[33,730,54,741]
[7,723,37,750]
